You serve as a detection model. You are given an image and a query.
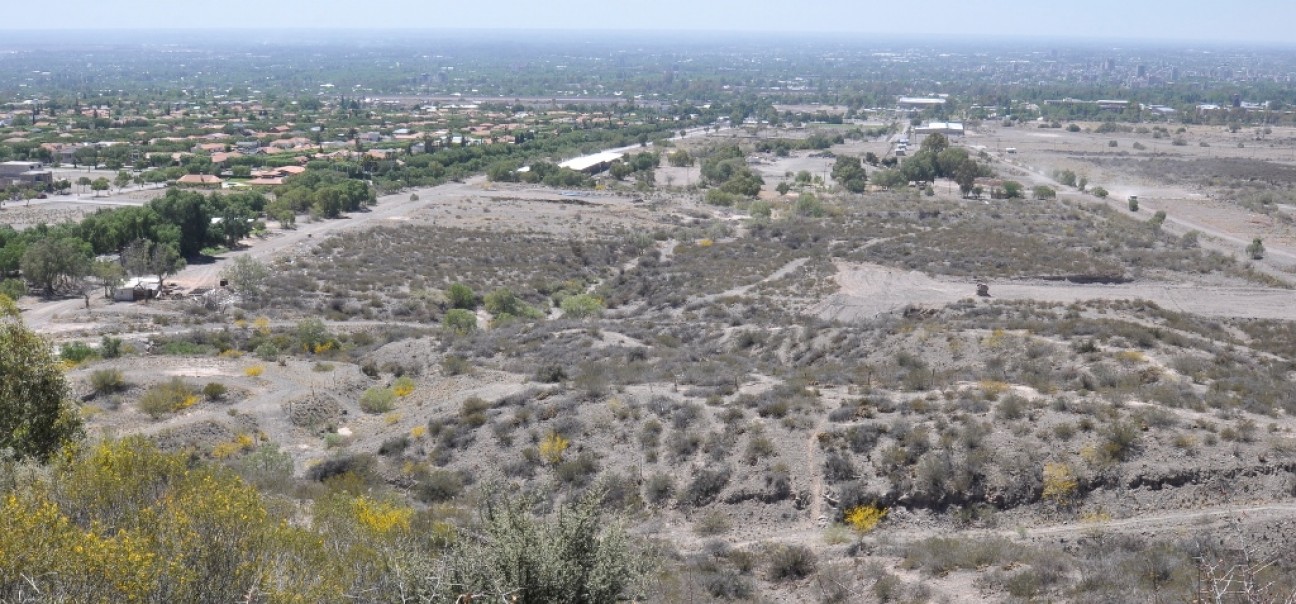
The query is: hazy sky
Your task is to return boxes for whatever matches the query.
[8,0,1296,44]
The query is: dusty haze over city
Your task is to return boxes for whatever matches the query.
[3,4,1296,602]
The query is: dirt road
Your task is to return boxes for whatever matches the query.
[973,131,1296,276]
[21,126,733,335]
[809,261,1296,322]
[16,176,485,333]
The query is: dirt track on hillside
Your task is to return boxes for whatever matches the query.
[809,261,1296,322]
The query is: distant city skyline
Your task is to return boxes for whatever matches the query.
[5,0,1296,45]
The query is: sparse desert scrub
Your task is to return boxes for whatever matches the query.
[264,226,634,322]
[359,387,397,414]
[766,544,816,582]
[137,378,199,419]
[202,382,228,401]
[90,368,126,395]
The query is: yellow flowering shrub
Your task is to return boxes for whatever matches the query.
[210,433,257,459]
[979,379,1010,400]
[245,364,265,377]
[1042,462,1079,507]
[844,504,888,534]
[0,438,424,602]
[539,431,570,465]
[392,376,416,397]
[351,496,414,535]
[984,327,1009,349]
[0,491,167,602]
[137,378,199,419]
[1115,350,1146,365]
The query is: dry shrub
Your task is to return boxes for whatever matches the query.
[138,378,198,419]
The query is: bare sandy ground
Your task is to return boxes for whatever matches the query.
[810,261,1296,322]
[970,123,1296,274]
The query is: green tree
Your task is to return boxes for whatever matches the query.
[1149,211,1167,230]
[121,239,152,278]
[20,238,91,297]
[0,295,83,460]
[448,283,477,310]
[900,151,937,184]
[486,161,521,183]
[91,259,125,298]
[934,147,971,179]
[919,133,949,154]
[794,193,825,217]
[220,256,271,306]
[295,318,332,352]
[72,146,99,169]
[149,189,212,256]
[128,240,184,289]
[90,178,110,197]
[608,161,633,181]
[871,169,907,190]
[830,155,868,193]
[0,278,25,301]
[113,171,131,191]
[954,161,979,198]
[1002,181,1024,199]
[443,309,478,334]
[1032,185,1057,200]
[122,239,185,298]
[667,149,693,167]
[560,294,604,319]
[266,200,296,229]
[1053,170,1078,187]
[484,288,538,321]
[1247,237,1265,260]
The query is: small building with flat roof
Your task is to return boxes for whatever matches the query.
[558,150,625,174]
[0,160,53,186]
[898,97,948,110]
[915,122,965,136]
